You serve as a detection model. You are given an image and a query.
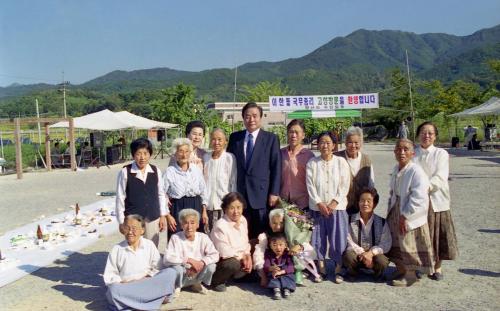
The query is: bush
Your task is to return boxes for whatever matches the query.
[1,143,46,169]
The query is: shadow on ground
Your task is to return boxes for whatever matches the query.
[446,148,500,165]
[20,251,108,310]
[458,268,500,278]
[478,229,500,234]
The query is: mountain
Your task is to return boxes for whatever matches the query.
[1,24,499,100]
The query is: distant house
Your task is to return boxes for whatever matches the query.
[207,102,287,129]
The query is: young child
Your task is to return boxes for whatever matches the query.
[115,138,168,249]
[253,209,320,286]
[263,232,296,300]
[343,187,391,281]
[103,214,176,310]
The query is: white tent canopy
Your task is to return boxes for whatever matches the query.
[114,111,177,129]
[450,97,500,117]
[50,109,177,130]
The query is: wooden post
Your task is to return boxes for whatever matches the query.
[14,118,22,179]
[45,123,52,171]
[69,118,76,171]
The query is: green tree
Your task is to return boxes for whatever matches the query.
[151,83,207,129]
[241,81,294,102]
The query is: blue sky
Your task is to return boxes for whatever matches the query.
[0,0,499,87]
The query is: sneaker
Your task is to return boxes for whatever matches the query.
[272,288,281,300]
[173,287,181,298]
[334,273,344,284]
[191,283,208,294]
[213,283,227,292]
[283,288,291,298]
[313,276,323,283]
[391,273,418,287]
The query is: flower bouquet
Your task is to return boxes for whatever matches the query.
[280,200,321,283]
[281,200,313,246]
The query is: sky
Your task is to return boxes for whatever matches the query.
[0,0,499,87]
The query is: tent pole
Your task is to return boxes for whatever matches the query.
[45,123,52,171]
[14,118,23,179]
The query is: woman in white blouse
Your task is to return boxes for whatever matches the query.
[103,214,176,310]
[164,138,208,233]
[164,209,219,296]
[203,128,237,232]
[387,139,435,287]
[306,131,350,284]
[334,126,375,215]
[414,122,458,281]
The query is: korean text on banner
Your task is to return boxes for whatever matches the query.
[269,93,379,112]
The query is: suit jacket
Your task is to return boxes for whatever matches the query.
[227,129,281,210]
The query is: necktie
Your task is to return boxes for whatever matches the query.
[246,133,254,168]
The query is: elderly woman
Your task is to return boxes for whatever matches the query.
[280,119,315,210]
[334,126,374,215]
[210,192,252,292]
[169,120,206,171]
[306,131,350,283]
[164,138,208,233]
[103,214,176,310]
[203,128,237,232]
[164,209,219,296]
[414,122,458,281]
[387,139,435,287]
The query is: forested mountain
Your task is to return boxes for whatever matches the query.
[1,24,499,117]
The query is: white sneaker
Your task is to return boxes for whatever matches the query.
[173,287,181,298]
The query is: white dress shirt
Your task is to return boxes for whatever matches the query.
[115,162,167,224]
[103,237,161,285]
[346,214,392,256]
[163,232,219,266]
[244,128,260,159]
[203,151,237,211]
[163,163,208,206]
[389,162,430,230]
[210,215,251,260]
[414,145,451,212]
[306,155,351,211]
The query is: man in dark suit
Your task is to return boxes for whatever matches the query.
[227,102,281,239]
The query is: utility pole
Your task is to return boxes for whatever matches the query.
[405,50,415,141]
[59,72,70,140]
[232,65,238,132]
[59,71,69,119]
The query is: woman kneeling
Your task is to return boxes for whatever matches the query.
[103,214,176,311]
[210,192,252,292]
[164,208,219,296]
[342,187,391,282]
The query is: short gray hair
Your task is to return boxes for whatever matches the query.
[395,138,415,150]
[124,214,145,228]
[172,137,193,154]
[210,128,227,139]
[269,208,284,224]
[345,126,364,143]
[178,208,200,225]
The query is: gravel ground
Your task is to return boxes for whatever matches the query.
[0,144,499,311]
